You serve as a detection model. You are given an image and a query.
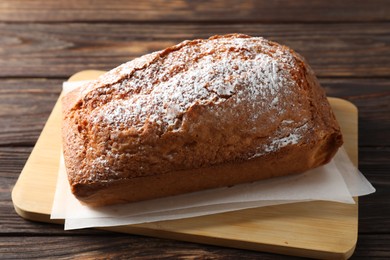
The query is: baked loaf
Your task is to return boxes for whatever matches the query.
[62,34,343,207]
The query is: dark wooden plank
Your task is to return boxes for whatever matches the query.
[358,147,390,234]
[354,234,390,259]
[0,147,31,176]
[360,147,390,175]
[0,79,61,146]
[321,78,390,147]
[0,236,300,260]
[0,0,388,23]
[0,78,388,147]
[0,234,389,259]
[0,23,389,78]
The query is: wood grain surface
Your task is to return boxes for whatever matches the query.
[1,0,389,259]
[0,23,389,77]
[0,0,389,22]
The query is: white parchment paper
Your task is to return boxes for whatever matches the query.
[52,81,375,230]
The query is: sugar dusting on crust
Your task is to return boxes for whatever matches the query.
[248,123,309,159]
[91,37,296,131]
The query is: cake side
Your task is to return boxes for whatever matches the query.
[292,53,343,166]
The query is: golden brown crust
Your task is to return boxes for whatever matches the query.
[62,34,343,207]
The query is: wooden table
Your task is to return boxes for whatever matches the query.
[1,1,389,259]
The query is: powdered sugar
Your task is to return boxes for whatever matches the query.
[248,122,309,159]
[266,123,308,152]
[91,36,297,133]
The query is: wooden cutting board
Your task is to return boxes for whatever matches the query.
[12,70,359,259]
